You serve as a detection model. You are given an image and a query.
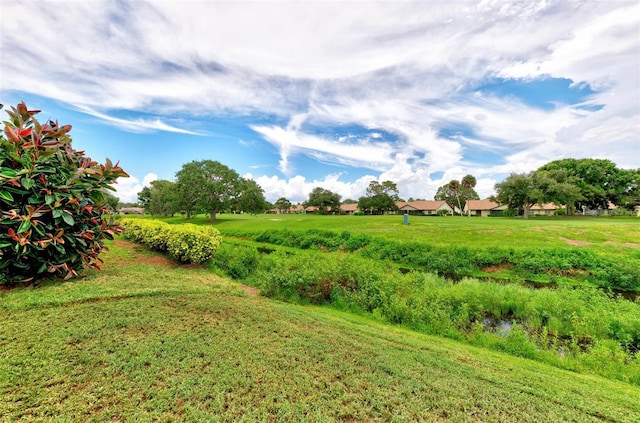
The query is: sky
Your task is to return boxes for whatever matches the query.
[1,0,639,204]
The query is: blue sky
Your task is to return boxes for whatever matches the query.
[1,1,638,203]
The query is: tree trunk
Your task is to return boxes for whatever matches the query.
[523,204,530,219]
[210,209,217,222]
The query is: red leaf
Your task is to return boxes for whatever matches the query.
[3,126,20,143]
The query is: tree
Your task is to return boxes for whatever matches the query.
[494,172,541,219]
[617,168,640,211]
[0,102,128,285]
[175,160,241,221]
[273,197,292,214]
[538,158,631,210]
[533,169,583,215]
[434,174,479,216]
[233,178,269,214]
[137,186,151,208]
[146,180,180,216]
[358,180,399,214]
[307,187,341,214]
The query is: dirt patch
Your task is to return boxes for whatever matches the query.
[238,284,259,297]
[112,239,176,267]
[482,263,514,273]
[560,238,592,247]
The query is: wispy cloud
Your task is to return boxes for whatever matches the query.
[75,106,207,135]
[1,0,637,202]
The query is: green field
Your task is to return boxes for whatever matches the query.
[2,241,639,422]
[162,213,640,249]
[153,213,640,290]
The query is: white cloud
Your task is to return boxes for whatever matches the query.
[76,106,206,135]
[249,173,376,204]
[113,172,158,203]
[251,124,396,175]
[1,0,637,202]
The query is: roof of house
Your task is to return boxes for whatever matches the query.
[119,207,145,213]
[397,200,450,211]
[530,203,557,210]
[465,199,502,211]
[340,203,359,212]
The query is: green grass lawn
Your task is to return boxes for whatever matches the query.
[1,240,639,422]
[159,213,640,250]
[152,213,640,290]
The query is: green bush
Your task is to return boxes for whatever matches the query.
[210,242,260,279]
[209,238,640,384]
[121,219,222,264]
[238,228,640,290]
[0,103,128,285]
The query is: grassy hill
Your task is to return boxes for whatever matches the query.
[1,240,639,422]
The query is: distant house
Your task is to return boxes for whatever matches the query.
[583,201,618,216]
[305,206,320,214]
[464,199,507,217]
[119,207,144,214]
[340,203,359,215]
[529,203,558,216]
[396,200,454,216]
[269,204,306,214]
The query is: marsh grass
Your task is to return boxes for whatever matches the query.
[2,242,640,422]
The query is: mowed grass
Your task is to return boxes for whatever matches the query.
[2,241,640,422]
[160,213,640,251]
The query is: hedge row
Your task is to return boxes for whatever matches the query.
[121,219,222,264]
[241,229,640,290]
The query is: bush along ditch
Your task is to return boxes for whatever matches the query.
[0,103,129,285]
[210,242,640,385]
[120,219,222,264]
[225,228,640,291]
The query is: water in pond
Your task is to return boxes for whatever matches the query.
[482,317,513,338]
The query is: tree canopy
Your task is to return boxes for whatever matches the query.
[434,175,479,215]
[232,178,269,214]
[494,172,541,219]
[537,158,639,211]
[273,197,292,213]
[358,180,399,214]
[145,180,180,216]
[175,160,242,221]
[307,187,341,214]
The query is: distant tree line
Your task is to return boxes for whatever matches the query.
[138,160,269,221]
[137,158,639,219]
[495,158,639,218]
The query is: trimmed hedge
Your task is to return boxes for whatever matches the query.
[121,219,222,264]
